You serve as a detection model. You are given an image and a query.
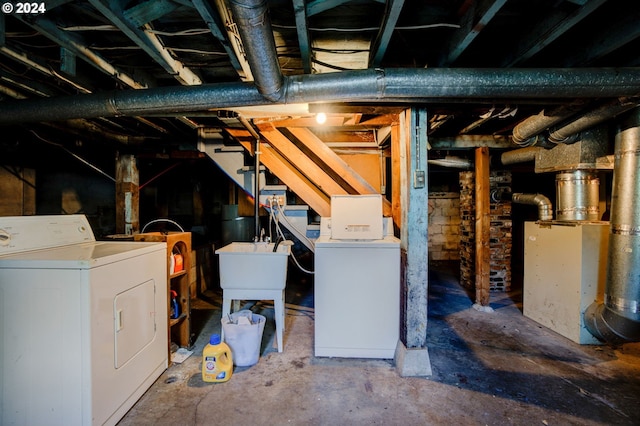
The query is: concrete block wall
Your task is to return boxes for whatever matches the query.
[459,171,513,292]
[428,192,461,262]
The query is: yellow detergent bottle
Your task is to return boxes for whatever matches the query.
[202,334,233,383]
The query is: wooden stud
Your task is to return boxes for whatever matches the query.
[115,154,139,235]
[474,146,491,306]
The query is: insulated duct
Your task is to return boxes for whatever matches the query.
[227,0,284,102]
[548,97,640,144]
[427,156,472,169]
[500,146,541,165]
[512,97,640,147]
[511,103,587,146]
[511,193,553,221]
[585,108,640,343]
[2,68,640,124]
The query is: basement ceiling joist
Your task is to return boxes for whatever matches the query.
[0,0,639,162]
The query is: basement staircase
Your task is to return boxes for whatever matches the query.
[197,127,320,252]
[197,116,393,253]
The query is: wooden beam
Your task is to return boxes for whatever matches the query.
[255,116,346,128]
[311,130,376,144]
[501,0,606,67]
[115,154,139,235]
[226,128,331,217]
[258,125,347,196]
[191,0,244,75]
[287,126,392,216]
[474,146,491,307]
[401,108,429,349]
[358,114,399,126]
[439,0,507,66]
[369,0,406,67]
[293,0,312,73]
[89,0,202,86]
[391,117,402,229]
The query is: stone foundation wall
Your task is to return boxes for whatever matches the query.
[428,192,461,262]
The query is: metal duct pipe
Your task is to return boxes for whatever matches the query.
[2,68,640,124]
[228,0,284,102]
[548,97,640,144]
[555,170,600,221]
[512,193,553,221]
[500,146,541,165]
[512,103,587,146]
[427,156,472,169]
[585,108,640,343]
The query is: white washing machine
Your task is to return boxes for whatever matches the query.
[314,195,400,358]
[0,215,168,426]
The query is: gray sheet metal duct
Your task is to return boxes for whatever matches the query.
[2,68,640,124]
[228,0,284,101]
[585,108,640,343]
[511,193,553,221]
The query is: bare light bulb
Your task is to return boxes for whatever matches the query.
[316,112,327,124]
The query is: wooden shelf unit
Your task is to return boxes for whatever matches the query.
[134,232,192,357]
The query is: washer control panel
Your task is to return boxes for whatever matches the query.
[0,215,95,255]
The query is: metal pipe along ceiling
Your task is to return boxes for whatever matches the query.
[2,68,640,124]
[585,107,640,343]
[228,0,284,102]
[512,97,640,147]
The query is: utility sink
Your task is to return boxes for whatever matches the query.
[215,242,291,290]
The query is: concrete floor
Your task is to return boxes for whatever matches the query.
[118,265,640,425]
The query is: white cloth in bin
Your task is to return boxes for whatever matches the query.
[221,310,266,367]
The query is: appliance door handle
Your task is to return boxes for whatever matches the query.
[116,309,123,332]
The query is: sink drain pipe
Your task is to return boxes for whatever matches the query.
[584,108,640,343]
[237,114,263,241]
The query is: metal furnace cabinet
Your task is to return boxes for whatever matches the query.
[523,221,609,344]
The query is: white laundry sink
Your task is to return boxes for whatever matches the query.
[216,242,290,290]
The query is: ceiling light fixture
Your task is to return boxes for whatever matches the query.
[316,112,327,124]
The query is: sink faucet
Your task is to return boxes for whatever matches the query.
[273,236,282,252]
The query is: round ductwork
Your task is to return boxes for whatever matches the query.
[585,107,640,343]
[555,170,600,221]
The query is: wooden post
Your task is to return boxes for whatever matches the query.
[395,107,432,377]
[400,108,429,348]
[115,154,139,235]
[474,146,490,307]
[391,119,402,230]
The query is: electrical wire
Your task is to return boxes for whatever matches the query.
[141,218,185,233]
[29,130,116,182]
[272,23,460,32]
[146,28,212,36]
